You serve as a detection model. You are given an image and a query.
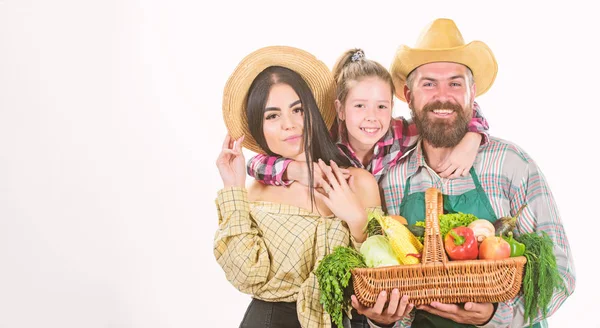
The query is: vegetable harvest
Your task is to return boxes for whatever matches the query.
[503,232,526,257]
[444,227,479,260]
[494,204,527,237]
[414,212,479,243]
[375,213,423,264]
[467,219,495,243]
[360,235,400,268]
[515,231,565,326]
[315,246,366,328]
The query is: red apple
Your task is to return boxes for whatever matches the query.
[478,236,511,260]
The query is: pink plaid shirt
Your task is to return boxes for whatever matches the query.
[247,102,489,185]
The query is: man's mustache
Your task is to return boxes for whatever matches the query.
[422,100,463,112]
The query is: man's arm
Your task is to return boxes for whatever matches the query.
[480,150,575,327]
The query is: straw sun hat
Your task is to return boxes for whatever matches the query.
[222,46,336,154]
[390,18,498,102]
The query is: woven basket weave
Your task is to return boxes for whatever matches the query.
[352,187,527,307]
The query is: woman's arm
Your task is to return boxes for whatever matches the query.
[214,187,271,294]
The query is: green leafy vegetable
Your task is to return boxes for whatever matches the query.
[516,231,565,326]
[360,235,400,268]
[316,246,366,327]
[414,212,479,243]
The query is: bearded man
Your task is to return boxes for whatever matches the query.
[376,18,575,328]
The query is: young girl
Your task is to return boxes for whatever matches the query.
[215,46,411,328]
[247,49,489,188]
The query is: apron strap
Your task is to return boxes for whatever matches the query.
[468,167,498,221]
[403,175,412,200]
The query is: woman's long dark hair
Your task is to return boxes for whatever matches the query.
[246,66,351,208]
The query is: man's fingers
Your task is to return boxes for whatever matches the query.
[463,302,485,313]
[418,304,456,321]
[429,302,460,314]
[402,303,414,317]
[351,295,366,315]
[394,295,410,317]
[386,289,401,315]
[371,290,387,314]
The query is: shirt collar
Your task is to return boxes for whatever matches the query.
[403,139,427,178]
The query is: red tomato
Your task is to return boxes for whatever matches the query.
[478,236,511,260]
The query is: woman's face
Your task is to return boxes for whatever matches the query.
[338,76,392,151]
[262,83,305,160]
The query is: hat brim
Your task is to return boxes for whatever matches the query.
[390,41,498,102]
[222,46,336,154]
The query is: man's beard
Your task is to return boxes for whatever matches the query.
[411,100,471,148]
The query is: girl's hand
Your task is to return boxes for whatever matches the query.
[437,132,482,179]
[216,134,246,188]
[315,159,367,241]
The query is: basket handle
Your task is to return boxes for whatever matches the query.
[422,188,449,266]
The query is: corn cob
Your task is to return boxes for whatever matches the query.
[377,215,423,265]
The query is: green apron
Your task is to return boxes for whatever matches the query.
[399,168,540,328]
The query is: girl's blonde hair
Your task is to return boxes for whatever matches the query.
[331,48,395,105]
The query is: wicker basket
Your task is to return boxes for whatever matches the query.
[352,187,527,307]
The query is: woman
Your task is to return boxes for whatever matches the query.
[215,46,409,328]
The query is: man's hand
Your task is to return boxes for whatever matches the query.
[351,289,413,326]
[417,301,495,325]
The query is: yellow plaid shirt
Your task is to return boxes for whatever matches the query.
[214,187,379,328]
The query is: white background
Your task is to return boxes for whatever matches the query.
[0,0,597,327]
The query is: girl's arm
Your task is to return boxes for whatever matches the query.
[247,153,293,186]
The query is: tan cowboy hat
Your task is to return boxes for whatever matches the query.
[222,46,336,154]
[390,18,498,102]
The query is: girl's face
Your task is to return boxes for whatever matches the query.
[262,83,305,160]
[337,76,392,151]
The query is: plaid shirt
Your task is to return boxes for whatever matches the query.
[379,138,576,328]
[214,187,381,328]
[247,102,489,185]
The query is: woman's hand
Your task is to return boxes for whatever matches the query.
[216,134,246,188]
[287,161,350,188]
[315,159,367,241]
